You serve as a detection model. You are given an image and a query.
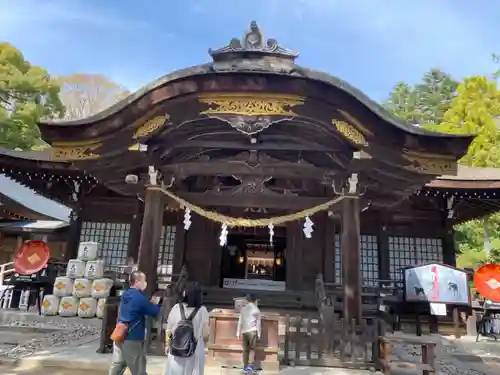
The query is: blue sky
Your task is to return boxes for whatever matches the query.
[1,0,499,101]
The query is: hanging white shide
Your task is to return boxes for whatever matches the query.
[303,216,314,238]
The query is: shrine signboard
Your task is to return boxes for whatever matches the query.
[404,263,470,305]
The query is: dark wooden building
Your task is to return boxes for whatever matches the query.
[1,23,498,322]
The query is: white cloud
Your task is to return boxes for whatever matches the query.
[0,0,147,42]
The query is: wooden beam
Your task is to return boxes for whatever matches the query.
[159,140,342,153]
[161,161,334,180]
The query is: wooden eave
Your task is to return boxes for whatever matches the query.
[36,69,473,164]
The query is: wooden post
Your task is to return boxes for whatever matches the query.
[172,212,186,275]
[341,197,362,322]
[127,199,144,261]
[65,207,82,261]
[377,211,390,280]
[453,307,462,339]
[137,185,164,296]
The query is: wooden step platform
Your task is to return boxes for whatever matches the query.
[202,287,317,311]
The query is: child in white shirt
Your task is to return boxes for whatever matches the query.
[236,294,261,374]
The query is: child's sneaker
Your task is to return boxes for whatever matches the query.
[247,365,257,374]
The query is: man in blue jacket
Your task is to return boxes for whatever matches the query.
[109,270,161,375]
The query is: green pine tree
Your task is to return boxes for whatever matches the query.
[0,42,64,150]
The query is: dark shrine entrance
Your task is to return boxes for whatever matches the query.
[220,226,287,292]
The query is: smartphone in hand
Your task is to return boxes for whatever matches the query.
[150,296,161,304]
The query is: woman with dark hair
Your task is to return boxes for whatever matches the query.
[163,282,209,375]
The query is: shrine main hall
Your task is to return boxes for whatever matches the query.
[1,22,497,321]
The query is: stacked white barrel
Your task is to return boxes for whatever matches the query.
[41,241,114,318]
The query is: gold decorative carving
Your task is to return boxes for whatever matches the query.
[338,110,373,135]
[332,120,367,146]
[199,93,303,116]
[50,143,101,161]
[403,151,457,175]
[134,115,168,139]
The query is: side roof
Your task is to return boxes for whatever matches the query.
[0,174,71,222]
[426,165,500,189]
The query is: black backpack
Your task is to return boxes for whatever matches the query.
[170,304,200,358]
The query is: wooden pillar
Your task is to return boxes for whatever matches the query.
[184,215,218,285]
[377,211,390,280]
[172,212,186,275]
[209,222,223,286]
[443,221,456,266]
[65,207,82,261]
[301,212,326,289]
[442,197,457,266]
[341,197,362,322]
[127,199,144,261]
[286,221,303,291]
[137,186,164,296]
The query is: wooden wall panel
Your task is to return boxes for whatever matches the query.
[184,215,218,286]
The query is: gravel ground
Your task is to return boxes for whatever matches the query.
[0,363,95,375]
[0,319,99,360]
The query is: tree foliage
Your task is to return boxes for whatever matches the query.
[428,76,500,167]
[385,67,500,270]
[383,69,458,127]
[56,74,130,120]
[0,43,64,149]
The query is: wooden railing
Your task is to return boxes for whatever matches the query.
[283,312,380,368]
[294,274,391,368]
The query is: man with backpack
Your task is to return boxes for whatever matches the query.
[109,271,161,375]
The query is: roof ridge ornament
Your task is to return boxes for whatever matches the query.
[209,21,299,62]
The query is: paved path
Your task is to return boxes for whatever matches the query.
[2,312,500,375]
[387,332,499,375]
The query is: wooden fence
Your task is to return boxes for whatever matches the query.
[282,312,379,368]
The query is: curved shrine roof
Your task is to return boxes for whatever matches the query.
[36,21,473,161]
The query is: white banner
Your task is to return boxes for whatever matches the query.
[223,278,286,292]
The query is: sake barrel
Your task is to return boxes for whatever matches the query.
[58,296,79,317]
[85,260,104,280]
[96,298,106,318]
[66,259,85,278]
[41,295,60,316]
[53,276,73,297]
[77,242,100,261]
[72,278,92,298]
[77,297,97,318]
[91,278,114,299]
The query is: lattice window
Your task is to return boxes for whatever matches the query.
[388,236,443,281]
[79,222,130,269]
[158,225,176,270]
[334,234,379,285]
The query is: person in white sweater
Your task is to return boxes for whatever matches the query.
[236,294,261,373]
